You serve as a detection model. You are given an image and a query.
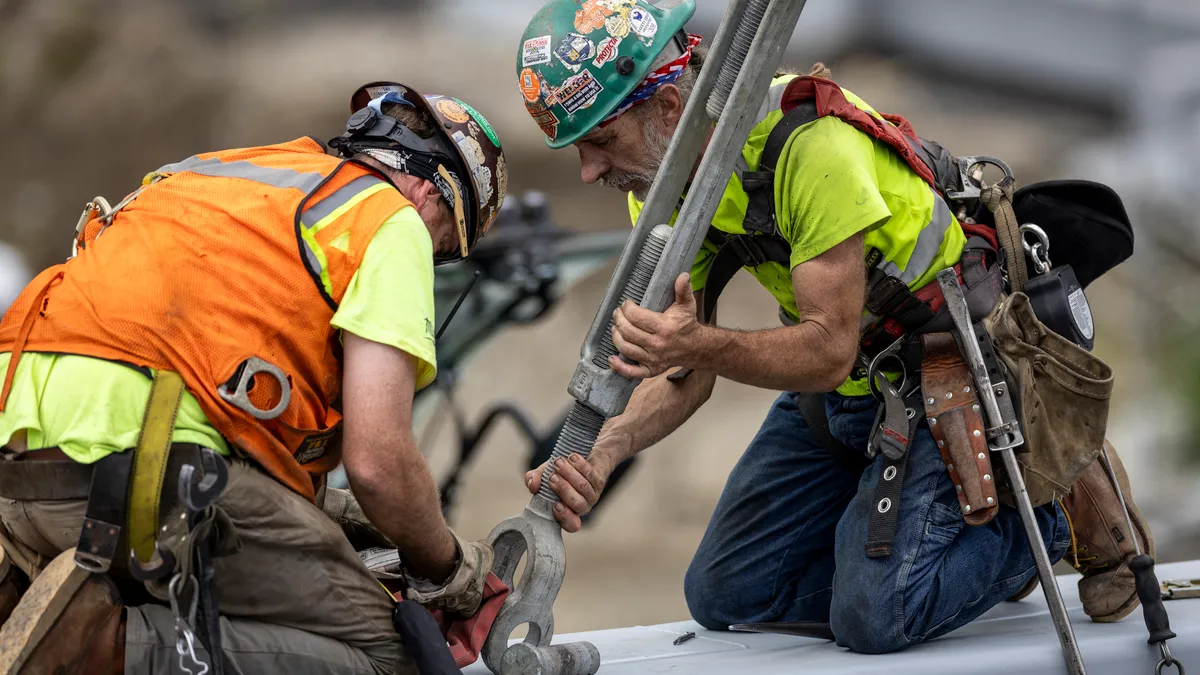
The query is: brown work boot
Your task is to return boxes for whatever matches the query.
[0,548,125,674]
[1060,441,1153,623]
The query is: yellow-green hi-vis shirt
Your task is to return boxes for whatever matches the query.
[629,77,966,397]
[0,206,438,464]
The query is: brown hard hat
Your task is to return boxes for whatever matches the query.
[349,81,508,259]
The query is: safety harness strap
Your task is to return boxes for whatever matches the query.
[865,379,924,558]
[795,393,862,470]
[128,370,186,564]
[700,227,792,323]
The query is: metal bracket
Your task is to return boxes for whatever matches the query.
[217,357,291,420]
[1162,579,1200,601]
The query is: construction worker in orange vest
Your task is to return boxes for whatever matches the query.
[0,81,507,674]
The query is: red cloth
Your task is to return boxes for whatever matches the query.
[428,573,511,667]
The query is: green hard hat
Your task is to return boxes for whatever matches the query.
[517,0,697,149]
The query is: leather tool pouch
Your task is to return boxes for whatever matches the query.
[921,332,999,526]
[984,292,1114,508]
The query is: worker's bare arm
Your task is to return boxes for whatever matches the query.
[341,331,458,582]
[527,289,715,533]
[609,233,866,393]
[526,361,716,532]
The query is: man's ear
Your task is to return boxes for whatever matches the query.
[655,84,685,134]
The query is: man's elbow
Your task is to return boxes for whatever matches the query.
[799,336,858,393]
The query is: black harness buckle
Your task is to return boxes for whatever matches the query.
[725,234,772,268]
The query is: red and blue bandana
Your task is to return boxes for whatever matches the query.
[599,33,703,127]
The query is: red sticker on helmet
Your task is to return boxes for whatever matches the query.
[594,37,622,67]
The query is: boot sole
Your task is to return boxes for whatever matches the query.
[1089,588,1140,624]
[0,548,115,674]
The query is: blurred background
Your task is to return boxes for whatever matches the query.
[2,0,1199,634]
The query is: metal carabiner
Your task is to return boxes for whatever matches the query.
[945,155,1017,202]
[169,574,209,675]
[1157,642,1185,675]
[1020,223,1053,275]
[217,357,291,420]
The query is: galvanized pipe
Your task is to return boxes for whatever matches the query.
[638,0,810,317]
[707,0,772,119]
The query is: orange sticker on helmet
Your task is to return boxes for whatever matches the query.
[519,68,542,103]
[574,0,613,33]
[435,98,471,124]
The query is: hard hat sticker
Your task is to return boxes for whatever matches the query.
[523,35,553,67]
[558,71,605,115]
[606,14,631,38]
[435,99,471,124]
[525,98,559,140]
[456,99,502,148]
[452,131,493,208]
[629,7,658,44]
[594,37,622,67]
[519,68,542,103]
[494,154,508,212]
[554,33,596,73]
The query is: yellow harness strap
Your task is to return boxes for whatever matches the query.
[128,370,186,563]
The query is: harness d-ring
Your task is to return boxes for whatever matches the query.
[867,339,909,403]
[218,357,291,420]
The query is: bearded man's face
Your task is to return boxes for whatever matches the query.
[573,104,673,202]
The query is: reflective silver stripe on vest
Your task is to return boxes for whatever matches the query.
[755,80,793,123]
[156,156,326,194]
[300,175,386,229]
[875,187,953,285]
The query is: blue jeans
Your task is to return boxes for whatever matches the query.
[684,392,1071,654]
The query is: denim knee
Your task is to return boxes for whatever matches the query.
[829,571,911,653]
[683,558,740,631]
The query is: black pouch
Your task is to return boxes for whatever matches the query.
[392,599,463,675]
[1011,180,1134,288]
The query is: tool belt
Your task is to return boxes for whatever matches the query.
[983,292,1114,507]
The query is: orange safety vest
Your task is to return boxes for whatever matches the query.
[0,137,412,501]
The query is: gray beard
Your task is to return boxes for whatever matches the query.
[600,117,673,202]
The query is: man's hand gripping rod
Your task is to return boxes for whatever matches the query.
[481,1,812,673]
[937,269,1087,675]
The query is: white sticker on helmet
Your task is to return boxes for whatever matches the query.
[523,35,553,67]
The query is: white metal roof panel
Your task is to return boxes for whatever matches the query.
[465,560,1200,674]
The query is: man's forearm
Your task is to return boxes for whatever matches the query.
[344,432,457,583]
[593,367,716,467]
[692,320,857,393]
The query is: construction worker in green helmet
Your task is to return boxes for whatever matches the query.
[517,0,1153,654]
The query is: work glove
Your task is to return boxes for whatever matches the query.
[404,530,494,618]
[319,486,395,551]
